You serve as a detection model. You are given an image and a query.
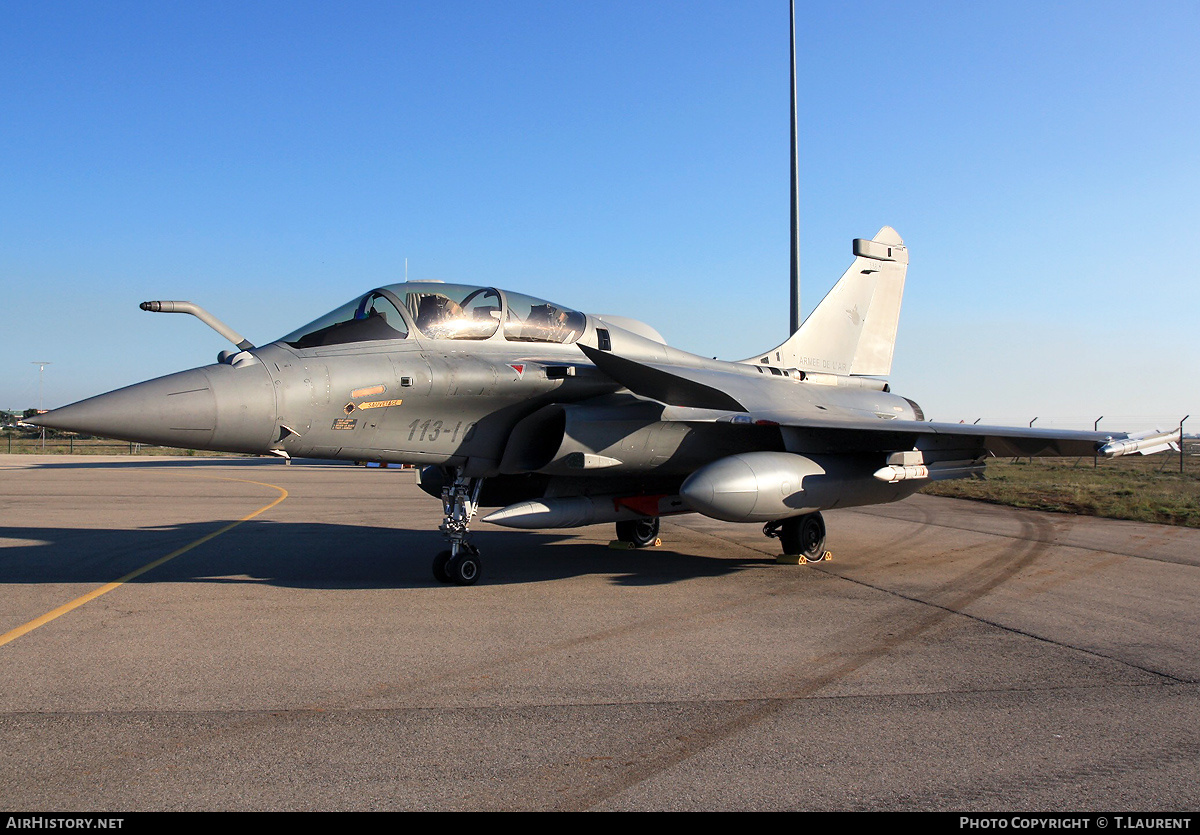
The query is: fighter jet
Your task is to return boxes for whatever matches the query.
[28,238,1180,585]
[28,4,1181,586]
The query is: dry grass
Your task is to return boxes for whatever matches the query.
[921,449,1200,528]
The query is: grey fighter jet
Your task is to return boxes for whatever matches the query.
[29,234,1181,585]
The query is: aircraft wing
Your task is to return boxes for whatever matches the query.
[578,344,1180,460]
[739,412,1179,459]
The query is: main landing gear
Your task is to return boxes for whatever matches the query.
[764,511,827,563]
[615,516,660,548]
[433,472,484,585]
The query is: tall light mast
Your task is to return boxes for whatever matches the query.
[788,0,801,334]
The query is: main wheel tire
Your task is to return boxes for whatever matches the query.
[432,550,453,583]
[446,550,481,586]
[616,517,660,548]
[780,512,826,559]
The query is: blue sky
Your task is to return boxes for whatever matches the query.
[3,1,1197,430]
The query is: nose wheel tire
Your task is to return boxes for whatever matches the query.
[448,549,481,585]
[433,550,451,583]
[615,517,660,548]
[433,545,481,585]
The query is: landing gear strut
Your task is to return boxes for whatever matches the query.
[765,511,827,563]
[615,516,660,548]
[434,472,484,585]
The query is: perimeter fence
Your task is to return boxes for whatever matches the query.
[940,414,1195,474]
[3,435,208,456]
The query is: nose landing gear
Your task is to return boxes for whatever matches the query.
[434,472,484,585]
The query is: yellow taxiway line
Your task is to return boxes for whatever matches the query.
[0,477,288,648]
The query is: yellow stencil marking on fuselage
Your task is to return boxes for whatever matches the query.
[356,399,403,410]
[350,384,386,398]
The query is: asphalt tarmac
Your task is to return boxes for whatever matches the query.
[1,455,1197,811]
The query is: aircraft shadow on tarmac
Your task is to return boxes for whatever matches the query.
[0,520,771,590]
[23,457,343,470]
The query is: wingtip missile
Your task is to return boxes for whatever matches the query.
[1099,428,1182,458]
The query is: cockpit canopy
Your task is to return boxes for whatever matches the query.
[280,282,586,349]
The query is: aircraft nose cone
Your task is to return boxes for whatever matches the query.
[30,362,276,453]
[31,367,217,447]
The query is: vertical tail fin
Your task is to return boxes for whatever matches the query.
[742,227,908,377]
